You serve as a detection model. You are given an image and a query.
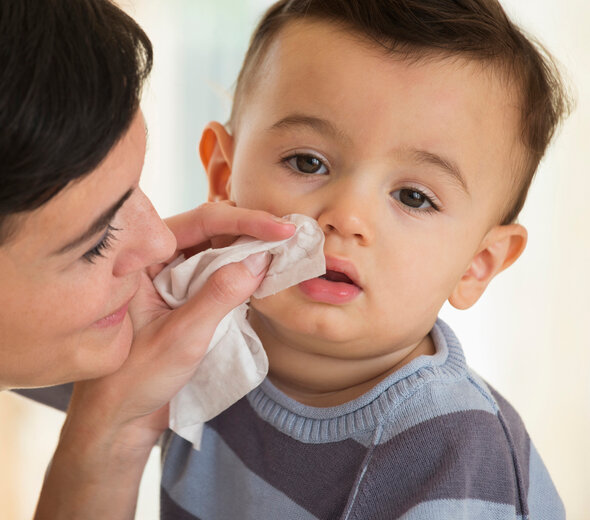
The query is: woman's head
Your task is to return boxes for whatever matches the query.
[0,0,152,241]
[0,1,175,389]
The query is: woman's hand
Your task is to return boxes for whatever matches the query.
[35,203,295,520]
[71,202,295,438]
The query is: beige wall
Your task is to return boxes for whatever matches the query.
[1,1,588,518]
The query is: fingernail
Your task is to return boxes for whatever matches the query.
[272,216,294,226]
[243,251,271,276]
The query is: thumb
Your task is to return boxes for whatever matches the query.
[200,250,271,311]
[158,251,271,351]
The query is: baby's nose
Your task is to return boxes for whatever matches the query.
[317,189,375,244]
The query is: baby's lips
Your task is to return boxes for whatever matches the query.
[324,255,362,288]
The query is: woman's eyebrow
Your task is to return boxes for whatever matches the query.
[52,188,134,256]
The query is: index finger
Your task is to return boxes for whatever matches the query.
[165,202,296,252]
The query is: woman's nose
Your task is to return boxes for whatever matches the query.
[113,190,176,277]
[316,185,375,245]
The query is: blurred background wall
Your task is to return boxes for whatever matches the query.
[0,1,588,519]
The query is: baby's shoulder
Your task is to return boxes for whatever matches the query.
[353,372,563,519]
[370,368,530,467]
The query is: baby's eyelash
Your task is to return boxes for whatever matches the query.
[82,225,120,263]
[280,152,329,176]
[392,187,440,214]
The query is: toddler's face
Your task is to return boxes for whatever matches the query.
[206,21,524,359]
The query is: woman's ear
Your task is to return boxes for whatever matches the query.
[449,224,528,310]
[199,121,235,202]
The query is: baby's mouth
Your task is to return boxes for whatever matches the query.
[298,261,362,304]
[320,270,358,287]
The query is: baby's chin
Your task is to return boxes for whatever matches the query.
[247,295,356,347]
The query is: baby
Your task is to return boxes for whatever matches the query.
[160,1,569,518]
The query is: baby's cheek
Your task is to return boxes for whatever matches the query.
[248,289,303,328]
[249,292,280,314]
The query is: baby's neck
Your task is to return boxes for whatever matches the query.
[249,312,436,408]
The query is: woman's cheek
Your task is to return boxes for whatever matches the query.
[56,270,115,329]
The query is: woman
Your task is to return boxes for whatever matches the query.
[0,1,293,518]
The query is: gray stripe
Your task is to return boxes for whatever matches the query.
[161,486,201,520]
[161,427,319,520]
[15,383,73,412]
[355,409,525,518]
[207,398,365,519]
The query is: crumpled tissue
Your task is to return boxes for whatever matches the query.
[153,214,325,448]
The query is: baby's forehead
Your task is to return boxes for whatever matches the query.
[246,19,521,115]
[247,20,523,135]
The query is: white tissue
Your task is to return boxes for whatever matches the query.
[153,214,325,448]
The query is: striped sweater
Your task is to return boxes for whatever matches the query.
[159,319,564,519]
[17,319,564,519]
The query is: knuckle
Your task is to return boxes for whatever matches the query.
[156,318,207,362]
[207,264,250,307]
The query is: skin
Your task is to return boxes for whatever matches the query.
[0,108,295,518]
[0,111,174,389]
[201,21,528,407]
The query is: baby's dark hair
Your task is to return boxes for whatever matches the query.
[0,0,152,242]
[230,0,571,224]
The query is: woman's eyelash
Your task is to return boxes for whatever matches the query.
[82,225,120,263]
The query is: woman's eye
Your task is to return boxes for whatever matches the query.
[82,225,120,263]
[392,188,437,211]
[284,154,328,175]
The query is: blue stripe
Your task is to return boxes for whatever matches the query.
[398,499,523,520]
[527,442,566,520]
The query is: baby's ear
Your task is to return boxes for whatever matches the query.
[199,122,235,202]
[449,224,527,310]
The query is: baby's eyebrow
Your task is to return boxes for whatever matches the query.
[410,149,469,194]
[269,114,469,194]
[269,114,351,144]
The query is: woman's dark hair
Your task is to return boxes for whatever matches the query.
[230,0,572,224]
[0,0,153,242]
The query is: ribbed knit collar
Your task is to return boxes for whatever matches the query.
[247,318,467,442]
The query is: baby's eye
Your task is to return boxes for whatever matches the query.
[391,188,438,211]
[284,153,328,175]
